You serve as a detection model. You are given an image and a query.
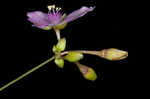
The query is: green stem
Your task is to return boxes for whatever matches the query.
[61,50,100,56]
[54,28,61,41]
[0,56,55,91]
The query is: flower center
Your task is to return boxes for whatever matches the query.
[47,5,62,25]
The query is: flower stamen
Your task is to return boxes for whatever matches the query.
[48,5,62,13]
[47,5,56,10]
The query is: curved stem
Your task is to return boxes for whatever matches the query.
[0,56,55,91]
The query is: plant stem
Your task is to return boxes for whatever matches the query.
[61,50,100,56]
[0,56,55,91]
[54,28,61,41]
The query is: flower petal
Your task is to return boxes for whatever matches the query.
[27,11,52,28]
[60,6,95,24]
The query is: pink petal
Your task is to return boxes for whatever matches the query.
[60,6,95,24]
[27,11,51,28]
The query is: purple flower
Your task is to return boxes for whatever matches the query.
[27,5,95,30]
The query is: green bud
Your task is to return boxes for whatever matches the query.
[83,67,97,81]
[99,48,128,61]
[76,62,97,81]
[56,38,66,51]
[54,58,64,68]
[65,51,84,62]
[52,45,58,53]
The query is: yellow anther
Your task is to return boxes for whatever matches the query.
[56,7,59,11]
[58,8,62,10]
[48,5,62,12]
[52,5,55,8]
[48,5,56,10]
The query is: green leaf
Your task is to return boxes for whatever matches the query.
[65,51,84,62]
[54,58,64,68]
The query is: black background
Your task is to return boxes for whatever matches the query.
[0,0,136,97]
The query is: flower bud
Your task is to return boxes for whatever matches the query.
[53,38,66,53]
[56,38,66,51]
[54,58,64,68]
[52,45,58,53]
[99,48,128,61]
[64,51,84,62]
[76,63,97,81]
